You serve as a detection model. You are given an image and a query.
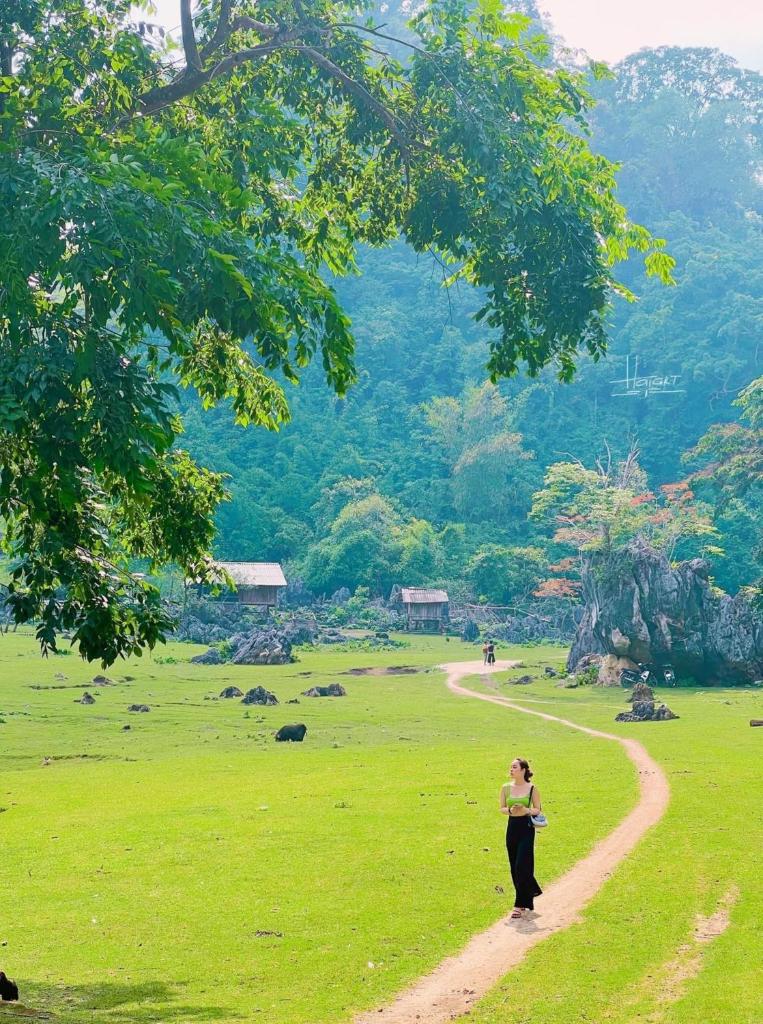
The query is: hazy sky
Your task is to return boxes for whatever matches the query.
[541,0,763,72]
[147,1,763,72]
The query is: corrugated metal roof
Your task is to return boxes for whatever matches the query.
[216,562,287,587]
[401,587,449,604]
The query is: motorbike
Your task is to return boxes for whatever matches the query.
[619,663,676,687]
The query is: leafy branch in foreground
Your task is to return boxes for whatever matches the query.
[0,0,673,662]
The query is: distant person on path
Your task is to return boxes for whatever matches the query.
[482,642,489,665]
[487,640,496,665]
[500,757,543,919]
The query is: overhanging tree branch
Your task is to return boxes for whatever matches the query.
[199,0,233,58]
[180,0,202,72]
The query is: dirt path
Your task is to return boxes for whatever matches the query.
[354,660,670,1024]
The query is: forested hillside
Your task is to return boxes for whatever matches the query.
[180,27,762,602]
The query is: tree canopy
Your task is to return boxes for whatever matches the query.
[0,0,673,661]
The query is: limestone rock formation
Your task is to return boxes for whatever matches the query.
[628,681,655,704]
[219,686,244,699]
[191,648,224,665]
[597,654,638,687]
[615,700,679,723]
[568,538,763,684]
[241,686,279,706]
[231,629,294,665]
[302,683,347,697]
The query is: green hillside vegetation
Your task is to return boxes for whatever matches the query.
[179,44,761,601]
[2,0,676,662]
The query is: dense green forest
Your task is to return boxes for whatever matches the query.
[179,19,762,603]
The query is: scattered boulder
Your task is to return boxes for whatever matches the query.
[282,619,320,645]
[128,704,151,713]
[319,628,350,645]
[275,723,307,742]
[191,648,224,665]
[615,700,679,723]
[544,667,558,677]
[231,629,294,665]
[219,685,244,699]
[54,672,67,681]
[122,724,131,731]
[512,674,534,685]
[77,692,96,705]
[462,619,480,643]
[241,686,279,706]
[597,654,638,687]
[91,674,113,686]
[286,698,300,704]
[302,683,347,698]
[628,681,655,704]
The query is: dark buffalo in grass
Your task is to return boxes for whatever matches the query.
[275,723,307,743]
[0,971,18,1001]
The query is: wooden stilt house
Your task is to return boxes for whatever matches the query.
[214,562,287,608]
[401,588,449,632]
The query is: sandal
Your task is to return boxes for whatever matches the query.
[510,908,524,919]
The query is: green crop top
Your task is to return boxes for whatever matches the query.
[504,785,533,807]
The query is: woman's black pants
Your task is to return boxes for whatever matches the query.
[506,816,542,910]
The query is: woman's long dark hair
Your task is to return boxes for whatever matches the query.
[516,758,533,781]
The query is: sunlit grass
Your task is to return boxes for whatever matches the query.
[0,634,635,1023]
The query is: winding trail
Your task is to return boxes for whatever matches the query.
[354,660,670,1024]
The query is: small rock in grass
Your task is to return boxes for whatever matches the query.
[128,704,151,713]
[219,685,244,699]
[241,686,278,706]
[78,692,96,705]
[302,683,346,698]
[91,674,114,686]
[122,724,131,731]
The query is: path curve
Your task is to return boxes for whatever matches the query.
[354,660,670,1024]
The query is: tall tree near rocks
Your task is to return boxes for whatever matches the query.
[0,0,673,662]
[686,377,763,603]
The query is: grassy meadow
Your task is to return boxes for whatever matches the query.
[0,632,759,1024]
[464,670,763,1024]
[0,633,631,1024]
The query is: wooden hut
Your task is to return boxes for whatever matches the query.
[401,588,449,632]
[215,562,287,608]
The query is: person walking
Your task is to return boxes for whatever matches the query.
[500,757,542,918]
[482,641,489,665]
[487,640,496,665]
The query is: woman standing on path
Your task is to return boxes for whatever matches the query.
[500,757,543,919]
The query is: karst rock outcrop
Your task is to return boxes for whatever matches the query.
[231,629,294,665]
[568,538,763,684]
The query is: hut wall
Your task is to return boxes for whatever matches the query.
[236,585,281,607]
[405,602,448,630]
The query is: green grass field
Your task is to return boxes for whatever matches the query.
[0,634,759,1023]
[465,668,763,1024]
